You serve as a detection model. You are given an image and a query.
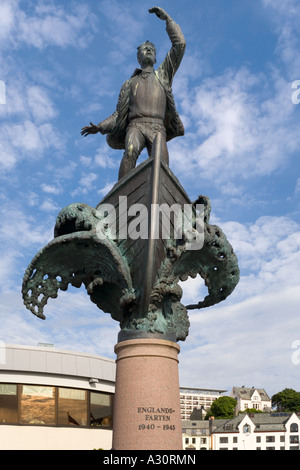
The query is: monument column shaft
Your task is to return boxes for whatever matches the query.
[112,338,183,450]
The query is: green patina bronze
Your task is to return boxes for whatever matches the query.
[22,7,239,342]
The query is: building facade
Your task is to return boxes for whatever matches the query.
[231,386,272,412]
[180,387,226,420]
[212,413,300,450]
[0,344,115,450]
[182,419,211,450]
[2,344,298,451]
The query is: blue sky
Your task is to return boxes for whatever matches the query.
[1,0,300,397]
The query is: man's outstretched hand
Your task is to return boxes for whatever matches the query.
[81,122,101,137]
[149,7,171,22]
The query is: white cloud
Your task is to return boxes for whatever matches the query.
[0,287,119,358]
[261,0,300,77]
[0,75,64,172]
[0,120,62,170]
[0,1,97,50]
[100,0,145,60]
[0,0,17,42]
[180,213,300,317]
[98,181,115,196]
[41,184,62,195]
[27,86,57,123]
[0,200,51,250]
[0,198,53,291]
[0,77,57,124]
[40,198,60,212]
[94,144,120,169]
[218,216,300,299]
[71,172,99,197]
[171,66,300,183]
[179,284,300,395]
[79,156,92,167]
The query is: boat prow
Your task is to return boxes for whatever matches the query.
[97,133,192,316]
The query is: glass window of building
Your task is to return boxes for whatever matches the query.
[20,385,55,425]
[290,423,299,433]
[0,384,18,424]
[58,388,87,426]
[90,392,112,427]
[243,424,250,433]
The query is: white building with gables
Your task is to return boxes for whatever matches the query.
[212,412,300,450]
[231,386,272,412]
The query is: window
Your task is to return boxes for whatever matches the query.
[256,436,261,443]
[90,392,112,427]
[20,385,55,425]
[224,423,233,431]
[243,424,250,433]
[220,437,228,443]
[58,388,87,426]
[290,436,299,444]
[290,423,299,433]
[0,383,113,428]
[233,437,238,443]
[0,384,18,424]
[266,436,275,443]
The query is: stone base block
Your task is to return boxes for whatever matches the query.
[112,337,182,450]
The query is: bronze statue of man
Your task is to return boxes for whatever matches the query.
[81,7,186,180]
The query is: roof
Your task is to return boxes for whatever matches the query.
[213,412,297,433]
[180,387,227,394]
[182,419,210,430]
[232,386,271,401]
[190,408,205,420]
[0,344,116,383]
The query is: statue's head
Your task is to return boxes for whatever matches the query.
[137,41,156,67]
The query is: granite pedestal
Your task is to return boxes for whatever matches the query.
[112,332,183,450]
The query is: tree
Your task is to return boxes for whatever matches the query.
[205,396,237,419]
[241,408,262,414]
[272,388,300,412]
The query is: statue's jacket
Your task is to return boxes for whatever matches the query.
[100,19,186,150]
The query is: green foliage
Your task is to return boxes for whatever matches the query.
[239,408,262,414]
[272,388,300,412]
[205,396,237,419]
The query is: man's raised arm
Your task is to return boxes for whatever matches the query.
[149,7,186,83]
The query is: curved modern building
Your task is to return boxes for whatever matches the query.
[0,343,115,450]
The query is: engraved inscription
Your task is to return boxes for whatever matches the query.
[137,407,176,430]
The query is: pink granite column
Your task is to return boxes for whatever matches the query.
[112,338,182,450]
